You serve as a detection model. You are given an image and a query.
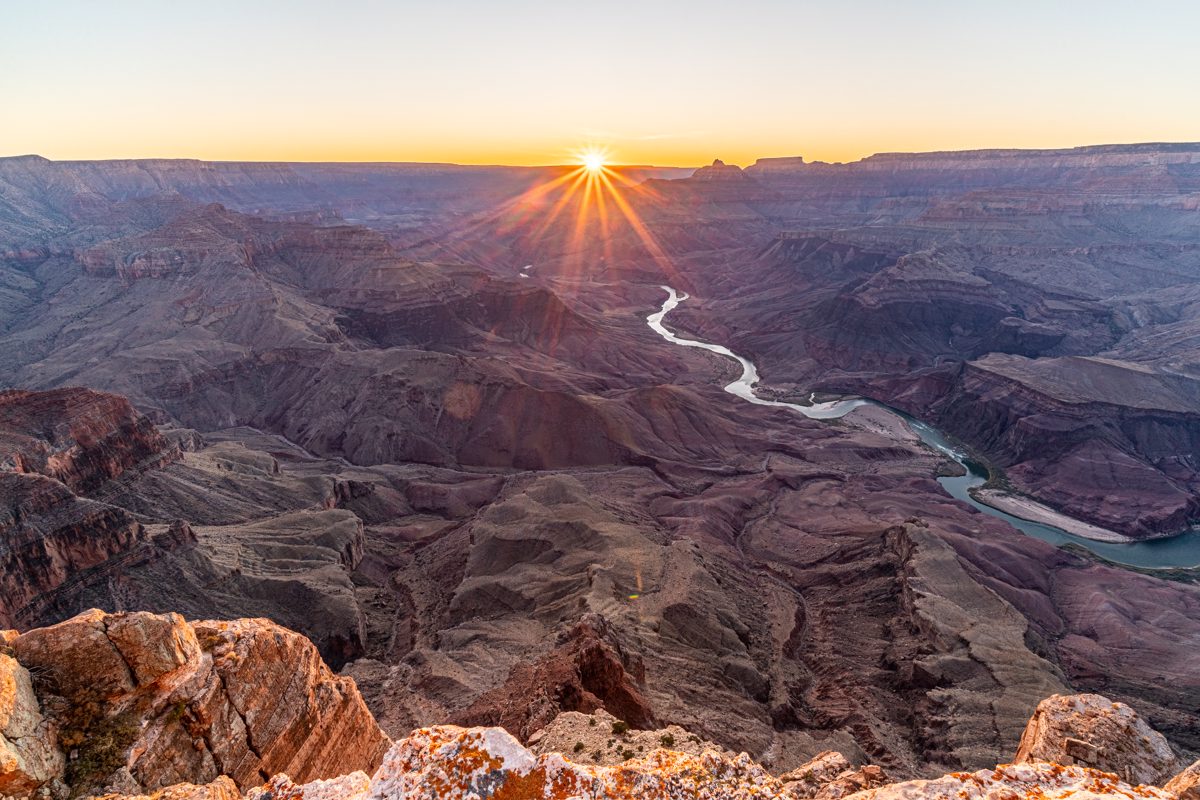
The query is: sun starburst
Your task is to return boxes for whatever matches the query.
[576,147,610,173]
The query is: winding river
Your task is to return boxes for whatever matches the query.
[648,285,1200,570]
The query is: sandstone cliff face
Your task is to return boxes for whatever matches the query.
[0,473,146,628]
[0,388,176,496]
[4,609,389,796]
[0,390,374,666]
[0,389,180,626]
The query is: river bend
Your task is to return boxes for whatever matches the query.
[648,285,1200,570]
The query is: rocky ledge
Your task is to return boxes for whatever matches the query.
[0,609,388,798]
[91,706,1200,800]
[4,608,1200,800]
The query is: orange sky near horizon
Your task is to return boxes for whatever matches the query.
[3,1,1198,169]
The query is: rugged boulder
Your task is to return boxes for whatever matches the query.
[0,653,64,796]
[1165,760,1200,800]
[196,708,1181,800]
[48,691,1200,800]
[780,751,853,797]
[527,708,719,767]
[780,751,890,800]
[812,766,891,800]
[843,762,1171,800]
[246,772,371,799]
[5,609,389,796]
[1014,694,1181,786]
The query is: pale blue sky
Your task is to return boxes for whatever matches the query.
[2,0,1197,165]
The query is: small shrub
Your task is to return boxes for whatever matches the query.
[611,720,630,735]
[621,748,635,760]
[660,733,676,748]
[573,741,585,753]
[588,717,597,727]
[62,708,140,796]
[591,750,602,761]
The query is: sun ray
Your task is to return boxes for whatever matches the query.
[596,168,682,285]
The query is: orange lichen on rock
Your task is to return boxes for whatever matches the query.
[349,725,790,800]
[245,727,1178,800]
[844,762,1173,800]
[88,776,242,800]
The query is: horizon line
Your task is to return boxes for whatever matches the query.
[4,140,1200,171]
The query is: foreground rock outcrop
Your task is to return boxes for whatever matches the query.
[1014,694,1181,785]
[201,716,1177,800]
[2,609,389,796]
[2,607,1195,800]
[846,762,1171,800]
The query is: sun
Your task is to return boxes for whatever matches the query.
[580,150,607,173]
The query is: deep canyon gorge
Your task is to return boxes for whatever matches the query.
[2,145,1200,798]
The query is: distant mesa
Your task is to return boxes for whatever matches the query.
[689,158,751,181]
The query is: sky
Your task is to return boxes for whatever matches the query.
[3,0,1198,167]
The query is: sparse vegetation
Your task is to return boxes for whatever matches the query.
[611,720,630,735]
[621,748,635,760]
[660,733,676,748]
[58,700,140,797]
[166,700,188,722]
[573,741,585,753]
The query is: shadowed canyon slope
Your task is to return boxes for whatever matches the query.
[1,147,1200,788]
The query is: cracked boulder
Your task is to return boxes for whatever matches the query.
[0,652,65,795]
[7,609,389,796]
[1014,694,1181,786]
[780,751,891,800]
